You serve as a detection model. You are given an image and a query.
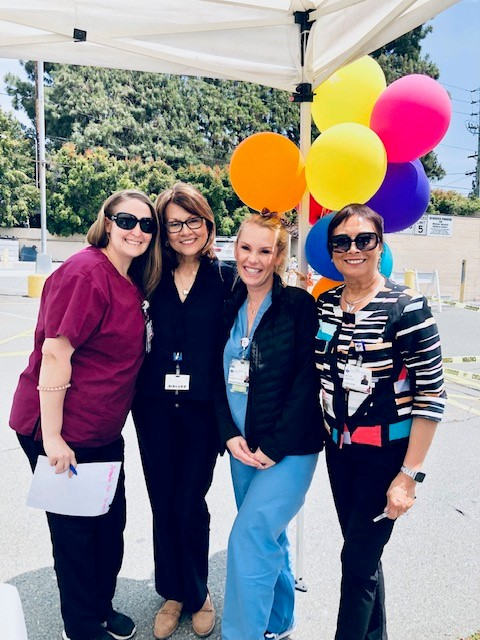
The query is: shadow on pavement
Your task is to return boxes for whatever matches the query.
[8,550,227,640]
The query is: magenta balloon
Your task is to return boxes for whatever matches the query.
[370,75,452,162]
[366,159,430,233]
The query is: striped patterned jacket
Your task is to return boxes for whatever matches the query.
[315,279,446,448]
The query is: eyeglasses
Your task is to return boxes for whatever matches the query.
[330,232,380,253]
[107,212,157,234]
[165,217,205,234]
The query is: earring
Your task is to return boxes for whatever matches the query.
[165,240,170,247]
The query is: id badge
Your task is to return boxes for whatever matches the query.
[165,373,191,391]
[342,364,372,394]
[228,358,250,394]
[145,320,154,353]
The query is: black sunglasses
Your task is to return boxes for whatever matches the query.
[330,232,380,253]
[107,212,157,234]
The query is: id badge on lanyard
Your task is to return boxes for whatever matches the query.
[165,352,191,392]
[142,300,153,353]
[342,345,372,394]
[228,336,250,394]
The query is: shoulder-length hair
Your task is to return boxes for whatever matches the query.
[86,189,162,297]
[154,182,216,266]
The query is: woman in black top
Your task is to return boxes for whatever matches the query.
[132,183,233,640]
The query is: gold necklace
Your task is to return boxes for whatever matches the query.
[247,296,262,316]
[175,268,197,297]
[343,277,383,313]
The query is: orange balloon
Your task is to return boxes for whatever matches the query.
[229,132,306,213]
[312,277,343,300]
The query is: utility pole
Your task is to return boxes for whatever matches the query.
[466,87,480,198]
[35,60,52,273]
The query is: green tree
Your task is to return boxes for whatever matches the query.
[176,164,248,234]
[0,110,38,227]
[46,144,134,235]
[428,189,480,217]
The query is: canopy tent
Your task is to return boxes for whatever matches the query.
[0,0,459,93]
[0,0,460,265]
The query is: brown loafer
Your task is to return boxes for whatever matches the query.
[192,593,215,638]
[154,600,183,639]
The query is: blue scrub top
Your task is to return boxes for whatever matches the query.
[223,291,272,436]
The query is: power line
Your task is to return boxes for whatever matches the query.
[438,143,475,152]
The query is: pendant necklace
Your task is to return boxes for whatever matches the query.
[247,296,262,316]
[343,277,383,313]
[175,268,197,298]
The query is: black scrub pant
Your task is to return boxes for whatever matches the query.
[132,395,219,613]
[18,433,126,640]
[326,441,408,640]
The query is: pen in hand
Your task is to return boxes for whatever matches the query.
[373,511,388,523]
[69,464,78,476]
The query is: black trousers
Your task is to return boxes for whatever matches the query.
[132,395,219,612]
[18,433,126,640]
[326,441,408,640]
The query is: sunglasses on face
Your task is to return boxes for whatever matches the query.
[107,212,157,234]
[165,216,205,234]
[330,232,380,253]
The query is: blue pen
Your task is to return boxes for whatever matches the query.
[69,464,78,476]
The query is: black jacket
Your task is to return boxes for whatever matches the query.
[215,274,324,462]
[137,257,234,403]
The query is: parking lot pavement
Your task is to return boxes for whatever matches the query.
[1,275,479,639]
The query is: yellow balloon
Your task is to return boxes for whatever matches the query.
[312,56,386,131]
[305,123,387,211]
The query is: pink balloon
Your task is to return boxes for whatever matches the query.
[370,74,452,163]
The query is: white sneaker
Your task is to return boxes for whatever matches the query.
[264,627,296,640]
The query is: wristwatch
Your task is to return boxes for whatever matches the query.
[401,465,426,483]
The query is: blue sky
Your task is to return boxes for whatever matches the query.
[422,0,480,194]
[0,0,479,195]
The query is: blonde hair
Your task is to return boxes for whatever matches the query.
[86,189,162,297]
[154,182,216,265]
[236,209,289,275]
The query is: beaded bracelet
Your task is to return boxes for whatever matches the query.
[36,383,72,392]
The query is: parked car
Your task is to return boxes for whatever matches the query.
[214,236,236,266]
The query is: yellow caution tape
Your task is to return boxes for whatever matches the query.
[447,393,480,402]
[443,355,480,364]
[444,373,480,391]
[444,367,480,382]
[0,350,30,357]
[0,328,34,346]
[442,300,480,312]
[446,398,480,417]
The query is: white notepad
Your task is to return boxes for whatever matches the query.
[27,455,122,516]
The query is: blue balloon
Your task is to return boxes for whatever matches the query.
[305,213,343,280]
[366,159,430,233]
[380,241,393,278]
[305,212,394,280]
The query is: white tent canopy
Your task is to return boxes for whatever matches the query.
[0,0,460,267]
[0,0,459,92]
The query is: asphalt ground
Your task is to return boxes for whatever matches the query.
[1,264,479,640]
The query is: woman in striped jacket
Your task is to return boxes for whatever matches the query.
[315,204,446,640]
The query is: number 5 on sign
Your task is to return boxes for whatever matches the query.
[414,215,427,235]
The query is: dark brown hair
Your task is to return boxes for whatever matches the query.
[327,204,384,257]
[154,182,216,265]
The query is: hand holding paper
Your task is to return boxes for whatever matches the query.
[27,456,122,516]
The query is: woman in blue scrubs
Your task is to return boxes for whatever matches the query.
[216,210,324,640]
